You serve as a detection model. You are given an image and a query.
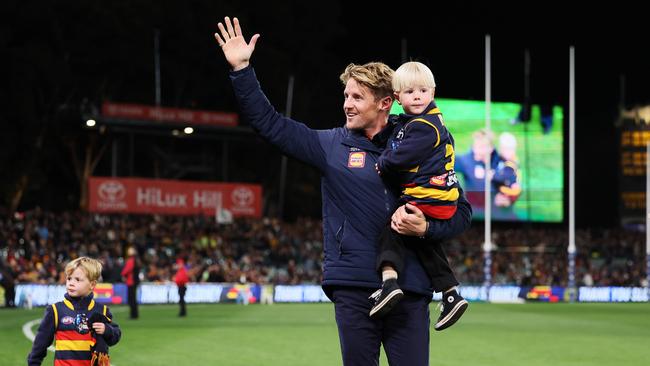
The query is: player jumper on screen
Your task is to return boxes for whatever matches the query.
[369,61,468,331]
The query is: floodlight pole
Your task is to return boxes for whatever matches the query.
[154,29,161,107]
[568,46,577,299]
[278,75,295,219]
[483,34,493,288]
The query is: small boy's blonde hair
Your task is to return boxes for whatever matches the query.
[392,61,436,92]
[340,62,395,101]
[65,257,103,282]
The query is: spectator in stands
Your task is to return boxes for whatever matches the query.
[3,207,646,292]
[214,17,472,366]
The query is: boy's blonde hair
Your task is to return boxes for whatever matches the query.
[392,61,436,92]
[340,62,394,101]
[65,257,103,282]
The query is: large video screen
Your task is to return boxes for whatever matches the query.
[391,99,563,222]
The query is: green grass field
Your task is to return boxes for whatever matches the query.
[4,302,649,365]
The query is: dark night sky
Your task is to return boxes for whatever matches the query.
[1,0,649,226]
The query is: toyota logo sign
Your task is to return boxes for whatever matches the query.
[98,181,126,203]
[231,187,254,207]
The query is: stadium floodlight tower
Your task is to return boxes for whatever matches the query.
[567,46,577,301]
[483,34,493,288]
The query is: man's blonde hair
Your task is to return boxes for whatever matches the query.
[339,62,394,100]
[65,257,103,282]
[473,129,496,144]
[392,61,436,92]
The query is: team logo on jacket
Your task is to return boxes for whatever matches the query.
[348,152,366,168]
[430,173,448,186]
[62,316,74,325]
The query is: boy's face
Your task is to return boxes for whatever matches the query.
[395,86,434,115]
[66,267,96,298]
[499,146,516,161]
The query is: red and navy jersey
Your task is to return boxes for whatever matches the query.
[27,293,121,366]
[377,102,459,219]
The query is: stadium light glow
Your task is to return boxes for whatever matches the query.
[184,127,194,134]
[85,119,96,127]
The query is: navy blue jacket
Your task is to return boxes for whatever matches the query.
[230,66,472,296]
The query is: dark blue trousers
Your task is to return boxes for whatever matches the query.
[329,286,431,366]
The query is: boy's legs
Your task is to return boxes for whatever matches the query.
[412,239,458,292]
[376,224,406,275]
[412,238,468,331]
[370,225,406,318]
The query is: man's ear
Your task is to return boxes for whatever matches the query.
[379,96,393,112]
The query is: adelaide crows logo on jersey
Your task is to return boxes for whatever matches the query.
[348,151,366,168]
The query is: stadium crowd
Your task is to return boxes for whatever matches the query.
[0,209,647,288]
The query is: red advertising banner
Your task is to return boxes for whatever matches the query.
[102,102,238,127]
[88,177,261,217]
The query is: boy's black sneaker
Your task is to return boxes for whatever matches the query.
[369,278,404,318]
[434,289,468,331]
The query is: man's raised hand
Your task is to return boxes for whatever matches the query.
[214,17,260,71]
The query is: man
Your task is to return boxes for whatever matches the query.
[0,261,16,308]
[121,247,139,319]
[174,258,189,317]
[214,17,472,365]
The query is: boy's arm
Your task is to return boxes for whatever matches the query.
[102,307,121,346]
[27,305,55,366]
[377,118,441,175]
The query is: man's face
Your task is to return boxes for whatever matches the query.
[472,138,493,162]
[343,79,386,131]
[395,86,434,115]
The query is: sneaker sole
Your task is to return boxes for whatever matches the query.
[434,300,468,331]
[369,289,404,318]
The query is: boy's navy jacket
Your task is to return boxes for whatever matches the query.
[230,66,472,296]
